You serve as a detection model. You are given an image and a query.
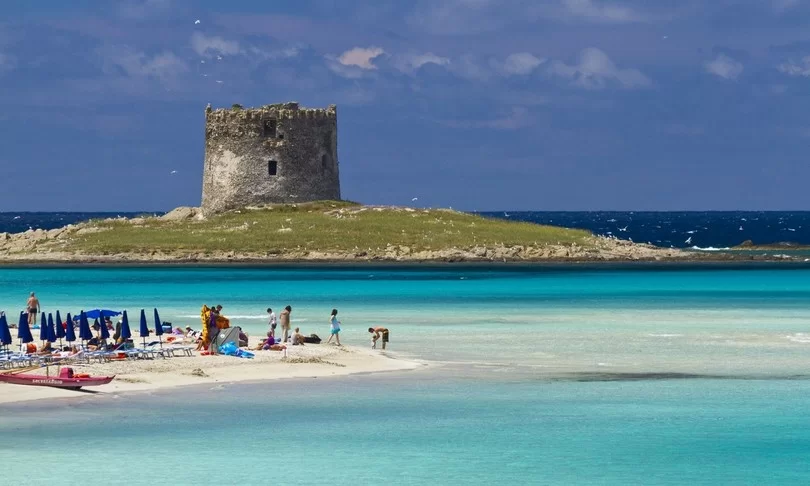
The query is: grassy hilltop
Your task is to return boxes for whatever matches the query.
[0,201,689,262]
[68,201,590,254]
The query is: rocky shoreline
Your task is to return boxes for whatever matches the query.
[0,208,805,264]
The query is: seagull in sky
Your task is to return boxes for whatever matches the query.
[215,80,223,84]
[216,55,223,60]
[685,237,692,245]
[194,19,201,24]
[170,170,178,174]
[411,197,418,201]
[618,226,628,232]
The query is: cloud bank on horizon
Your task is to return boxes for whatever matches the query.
[0,0,809,211]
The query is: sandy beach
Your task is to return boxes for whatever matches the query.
[0,338,423,405]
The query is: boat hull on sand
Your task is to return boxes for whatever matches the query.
[0,373,114,388]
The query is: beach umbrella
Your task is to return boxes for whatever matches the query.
[39,313,48,342]
[65,312,76,344]
[47,313,57,344]
[153,308,164,349]
[139,309,150,348]
[17,312,34,352]
[84,309,122,320]
[120,310,132,341]
[0,314,12,353]
[99,317,110,342]
[78,311,93,344]
[55,310,65,348]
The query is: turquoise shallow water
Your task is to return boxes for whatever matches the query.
[2,265,810,484]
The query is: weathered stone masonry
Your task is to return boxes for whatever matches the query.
[201,102,340,214]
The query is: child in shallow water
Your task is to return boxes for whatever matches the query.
[326,308,341,346]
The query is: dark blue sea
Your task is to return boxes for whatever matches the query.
[1,211,809,249]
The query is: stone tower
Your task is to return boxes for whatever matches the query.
[201,102,340,214]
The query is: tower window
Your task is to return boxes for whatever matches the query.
[268,160,278,176]
[263,119,277,138]
[321,154,329,172]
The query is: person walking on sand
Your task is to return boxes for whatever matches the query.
[280,305,292,343]
[326,308,341,346]
[26,292,40,326]
[368,326,390,350]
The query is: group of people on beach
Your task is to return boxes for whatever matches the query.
[15,292,391,354]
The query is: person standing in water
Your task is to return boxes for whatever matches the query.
[26,292,40,326]
[368,326,390,350]
[280,305,292,343]
[267,308,277,337]
[326,309,341,346]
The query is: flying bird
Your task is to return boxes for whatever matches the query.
[685,237,692,245]
[216,55,223,60]
[618,226,628,232]
[215,80,223,83]
[411,197,418,201]
[194,19,201,24]
[170,170,178,174]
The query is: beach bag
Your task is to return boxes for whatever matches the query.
[304,334,321,344]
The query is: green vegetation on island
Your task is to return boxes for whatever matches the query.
[67,201,592,255]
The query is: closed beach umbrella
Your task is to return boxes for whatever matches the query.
[120,310,132,341]
[78,311,93,342]
[39,313,48,342]
[153,308,164,349]
[55,310,65,340]
[17,312,34,351]
[139,309,150,348]
[99,318,110,341]
[0,313,13,352]
[65,313,76,344]
[47,313,57,344]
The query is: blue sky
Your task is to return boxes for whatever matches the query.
[1,0,810,211]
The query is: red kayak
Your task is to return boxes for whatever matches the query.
[0,367,114,389]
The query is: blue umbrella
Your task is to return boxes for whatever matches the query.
[39,313,48,342]
[65,312,76,343]
[83,309,122,320]
[18,312,34,352]
[0,313,12,352]
[99,317,110,343]
[120,310,132,341]
[55,310,65,340]
[47,313,57,344]
[78,311,93,342]
[153,308,164,349]
[139,309,150,348]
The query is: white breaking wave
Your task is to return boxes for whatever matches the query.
[690,246,730,251]
[178,314,308,321]
[647,333,683,338]
[786,333,810,344]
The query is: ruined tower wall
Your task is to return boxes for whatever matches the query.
[201,102,340,214]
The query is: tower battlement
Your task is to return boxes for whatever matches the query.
[201,102,340,214]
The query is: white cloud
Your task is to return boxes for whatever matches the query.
[337,46,385,69]
[495,52,546,76]
[548,48,651,89]
[560,0,647,23]
[448,54,491,81]
[99,46,187,81]
[704,54,743,80]
[191,32,241,58]
[394,52,450,74]
[777,56,810,77]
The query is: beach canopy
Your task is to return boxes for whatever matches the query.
[18,312,34,344]
[39,313,48,341]
[55,311,66,339]
[78,311,93,341]
[65,313,76,343]
[83,309,122,320]
[153,308,164,337]
[121,310,132,340]
[139,309,150,348]
[0,313,12,346]
[47,314,57,343]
